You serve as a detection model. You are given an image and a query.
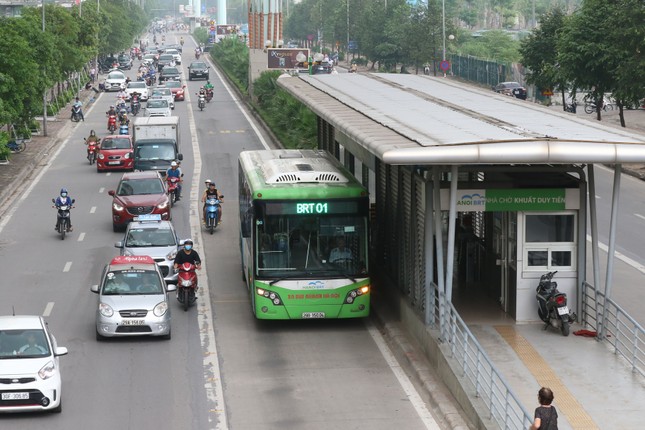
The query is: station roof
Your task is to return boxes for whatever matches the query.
[277,73,645,165]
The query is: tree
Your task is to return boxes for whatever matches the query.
[520,8,568,108]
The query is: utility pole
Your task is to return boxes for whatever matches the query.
[42,0,47,136]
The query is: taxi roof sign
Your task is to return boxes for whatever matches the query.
[133,214,162,222]
[110,255,156,265]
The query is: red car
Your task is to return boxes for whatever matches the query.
[108,171,171,231]
[161,80,186,101]
[96,135,134,172]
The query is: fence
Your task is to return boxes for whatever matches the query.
[581,282,645,378]
[428,282,534,430]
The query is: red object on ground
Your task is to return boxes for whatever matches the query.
[573,329,597,337]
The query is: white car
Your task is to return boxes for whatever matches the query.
[125,81,149,101]
[144,98,172,117]
[164,48,182,65]
[104,70,127,92]
[150,87,175,110]
[0,315,68,413]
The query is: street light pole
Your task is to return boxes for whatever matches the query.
[42,0,47,136]
[442,0,446,62]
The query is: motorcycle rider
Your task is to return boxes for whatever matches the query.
[106,104,117,117]
[173,239,202,289]
[201,180,223,225]
[195,46,202,58]
[130,91,141,113]
[166,161,183,201]
[85,130,101,158]
[180,36,184,46]
[71,97,85,121]
[204,80,214,100]
[54,188,74,232]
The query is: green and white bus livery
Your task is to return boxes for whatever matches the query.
[238,150,370,319]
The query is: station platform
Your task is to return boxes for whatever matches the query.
[454,281,645,430]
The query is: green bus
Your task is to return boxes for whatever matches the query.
[238,150,370,319]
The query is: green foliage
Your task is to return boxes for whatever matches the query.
[253,71,317,149]
[194,27,209,46]
[0,131,10,161]
[460,30,520,62]
[211,38,249,94]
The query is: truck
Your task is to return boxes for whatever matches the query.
[132,116,182,175]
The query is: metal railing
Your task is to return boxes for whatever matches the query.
[581,282,645,378]
[428,283,533,430]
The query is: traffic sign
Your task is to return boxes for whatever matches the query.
[439,60,450,72]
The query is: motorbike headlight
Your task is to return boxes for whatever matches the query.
[157,201,169,210]
[113,202,124,212]
[181,279,192,287]
[38,361,56,380]
[153,301,168,317]
[166,249,177,260]
[99,302,114,317]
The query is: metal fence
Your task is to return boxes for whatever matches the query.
[581,282,645,378]
[428,283,534,430]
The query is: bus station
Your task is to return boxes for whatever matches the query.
[277,72,645,429]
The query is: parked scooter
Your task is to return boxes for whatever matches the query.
[176,262,197,311]
[204,197,222,234]
[71,105,83,122]
[536,271,576,336]
[564,101,577,113]
[52,198,75,240]
[84,137,100,165]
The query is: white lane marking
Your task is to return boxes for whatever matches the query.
[63,262,72,272]
[42,302,55,317]
[203,50,270,149]
[106,172,111,177]
[595,195,601,199]
[90,206,97,214]
[365,320,441,429]
[634,213,645,221]
[586,234,645,274]
[184,60,229,430]
[78,232,86,242]
[99,187,105,193]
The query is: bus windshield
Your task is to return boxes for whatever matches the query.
[254,202,368,278]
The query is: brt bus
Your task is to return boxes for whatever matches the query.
[238,150,370,319]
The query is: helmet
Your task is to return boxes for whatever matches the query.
[110,105,115,109]
[204,179,211,184]
[208,182,216,187]
[60,188,68,194]
[90,130,96,136]
[184,239,193,246]
[170,161,178,167]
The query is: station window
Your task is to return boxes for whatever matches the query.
[523,213,576,271]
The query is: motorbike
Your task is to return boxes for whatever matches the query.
[71,105,83,122]
[536,271,576,336]
[204,197,222,234]
[564,101,577,113]
[84,138,100,165]
[107,114,117,134]
[197,93,206,111]
[205,88,214,103]
[166,176,180,206]
[195,51,201,60]
[176,262,197,311]
[52,198,74,240]
[131,99,141,116]
[7,137,27,153]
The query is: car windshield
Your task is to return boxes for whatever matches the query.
[101,137,131,150]
[144,54,156,60]
[128,82,146,89]
[191,62,207,69]
[164,81,181,88]
[0,329,50,358]
[102,270,164,295]
[165,50,178,55]
[160,55,174,61]
[125,227,176,247]
[107,72,125,80]
[117,178,164,195]
[152,89,171,97]
[134,143,176,161]
[163,67,179,74]
[147,99,169,108]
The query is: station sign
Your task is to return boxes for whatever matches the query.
[440,189,580,212]
[267,49,309,70]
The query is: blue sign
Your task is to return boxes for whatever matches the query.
[201,5,206,12]
[348,40,358,50]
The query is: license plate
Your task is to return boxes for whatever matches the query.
[557,306,569,315]
[302,312,325,319]
[108,161,121,165]
[121,319,145,326]
[2,392,29,400]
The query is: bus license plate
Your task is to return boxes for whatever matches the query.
[302,312,325,319]
[121,319,145,326]
[2,392,29,400]
[557,306,569,316]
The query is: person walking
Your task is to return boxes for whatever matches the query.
[529,387,558,430]
[90,66,96,83]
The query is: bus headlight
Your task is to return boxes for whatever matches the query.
[256,287,283,305]
[345,286,369,304]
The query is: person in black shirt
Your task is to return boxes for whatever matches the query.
[174,239,202,270]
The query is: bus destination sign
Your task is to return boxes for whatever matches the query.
[264,201,360,215]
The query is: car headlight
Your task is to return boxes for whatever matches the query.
[113,202,124,211]
[98,153,105,159]
[99,302,114,317]
[38,361,56,380]
[166,249,177,260]
[157,201,169,210]
[153,301,168,317]
[125,152,131,159]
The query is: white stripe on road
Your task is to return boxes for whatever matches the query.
[587,234,645,274]
[634,213,645,221]
[78,232,85,242]
[184,54,229,430]
[42,302,55,317]
[365,320,441,429]
[63,262,72,272]
[99,187,105,193]
[106,172,111,177]
[90,206,97,214]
